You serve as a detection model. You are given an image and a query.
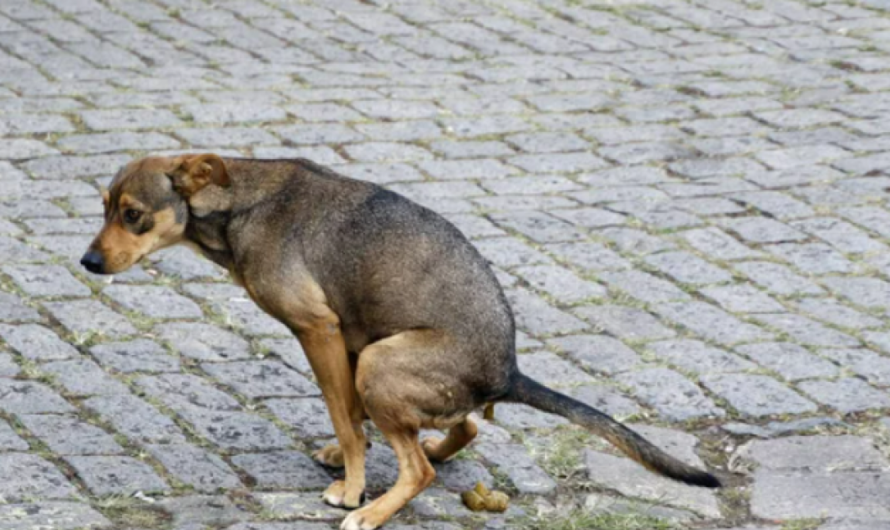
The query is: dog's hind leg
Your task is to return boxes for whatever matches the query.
[341,329,477,530]
[421,418,477,463]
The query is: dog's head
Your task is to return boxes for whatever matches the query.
[81,153,229,274]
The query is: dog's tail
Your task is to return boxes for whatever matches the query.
[503,372,721,488]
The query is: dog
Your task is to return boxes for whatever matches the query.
[81,154,720,530]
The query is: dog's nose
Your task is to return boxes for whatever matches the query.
[80,251,105,274]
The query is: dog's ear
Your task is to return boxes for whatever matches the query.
[167,154,230,197]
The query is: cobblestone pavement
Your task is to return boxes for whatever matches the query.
[2,0,890,529]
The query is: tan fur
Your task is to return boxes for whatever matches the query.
[90,207,183,273]
[421,417,477,463]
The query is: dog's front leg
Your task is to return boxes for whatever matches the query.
[296,318,367,509]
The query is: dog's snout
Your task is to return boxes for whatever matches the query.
[80,251,105,274]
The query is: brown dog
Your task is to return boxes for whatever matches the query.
[82,154,719,530]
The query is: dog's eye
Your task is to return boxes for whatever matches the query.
[124,209,142,223]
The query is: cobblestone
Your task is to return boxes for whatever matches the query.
[90,339,180,373]
[798,378,890,413]
[20,414,123,455]
[67,455,169,496]
[147,443,242,492]
[0,324,77,360]
[0,502,109,530]
[2,264,90,297]
[231,451,331,489]
[0,454,78,501]
[42,358,129,396]
[3,0,890,526]
[617,368,724,421]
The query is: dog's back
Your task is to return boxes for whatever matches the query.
[225,158,517,397]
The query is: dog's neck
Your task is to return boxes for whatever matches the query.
[179,159,292,282]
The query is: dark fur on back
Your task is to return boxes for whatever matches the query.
[214,159,517,402]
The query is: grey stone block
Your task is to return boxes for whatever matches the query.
[681,227,759,260]
[568,385,642,419]
[102,284,202,319]
[794,297,884,330]
[19,414,124,455]
[735,342,839,381]
[0,324,78,360]
[0,454,77,501]
[644,251,732,285]
[768,242,854,274]
[66,455,169,495]
[231,451,331,489]
[617,368,723,421]
[549,334,641,375]
[698,284,785,313]
[174,403,291,451]
[734,262,824,296]
[135,373,241,411]
[750,470,890,519]
[598,270,690,304]
[702,374,817,417]
[202,360,319,399]
[273,123,365,145]
[147,443,241,492]
[184,103,287,124]
[2,264,90,297]
[799,378,890,413]
[150,246,226,280]
[0,381,74,414]
[90,339,179,373]
[647,339,756,374]
[739,435,887,472]
[80,108,183,130]
[208,297,291,336]
[42,358,129,396]
[656,302,771,345]
[264,398,334,438]
[157,494,251,528]
[494,403,568,430]
[475,442,556,494]
[57,132,179,154]
[517,351,596,388]
[254,491,345,521]
[0,419,28,451]
[505,288,588,336]
[177,127,279,148]
[83,393,185,444]
[583,449,720,517]
[44,299,137,338]
[751,313,858,347]
[545,241,631,272]
[0,294,40,323]
[0,502,109,530]
[154,322,250,361]
[721,217,807,244]
[490,211,585,243]
[576,305,676,342]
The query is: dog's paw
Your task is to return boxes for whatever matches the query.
[323,480,364,509]
[340,508,384,530]
[313,444,345,468]
[421,436,446,462]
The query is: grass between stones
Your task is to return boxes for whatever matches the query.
[93,495,172,529]
[518,509,681,530]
